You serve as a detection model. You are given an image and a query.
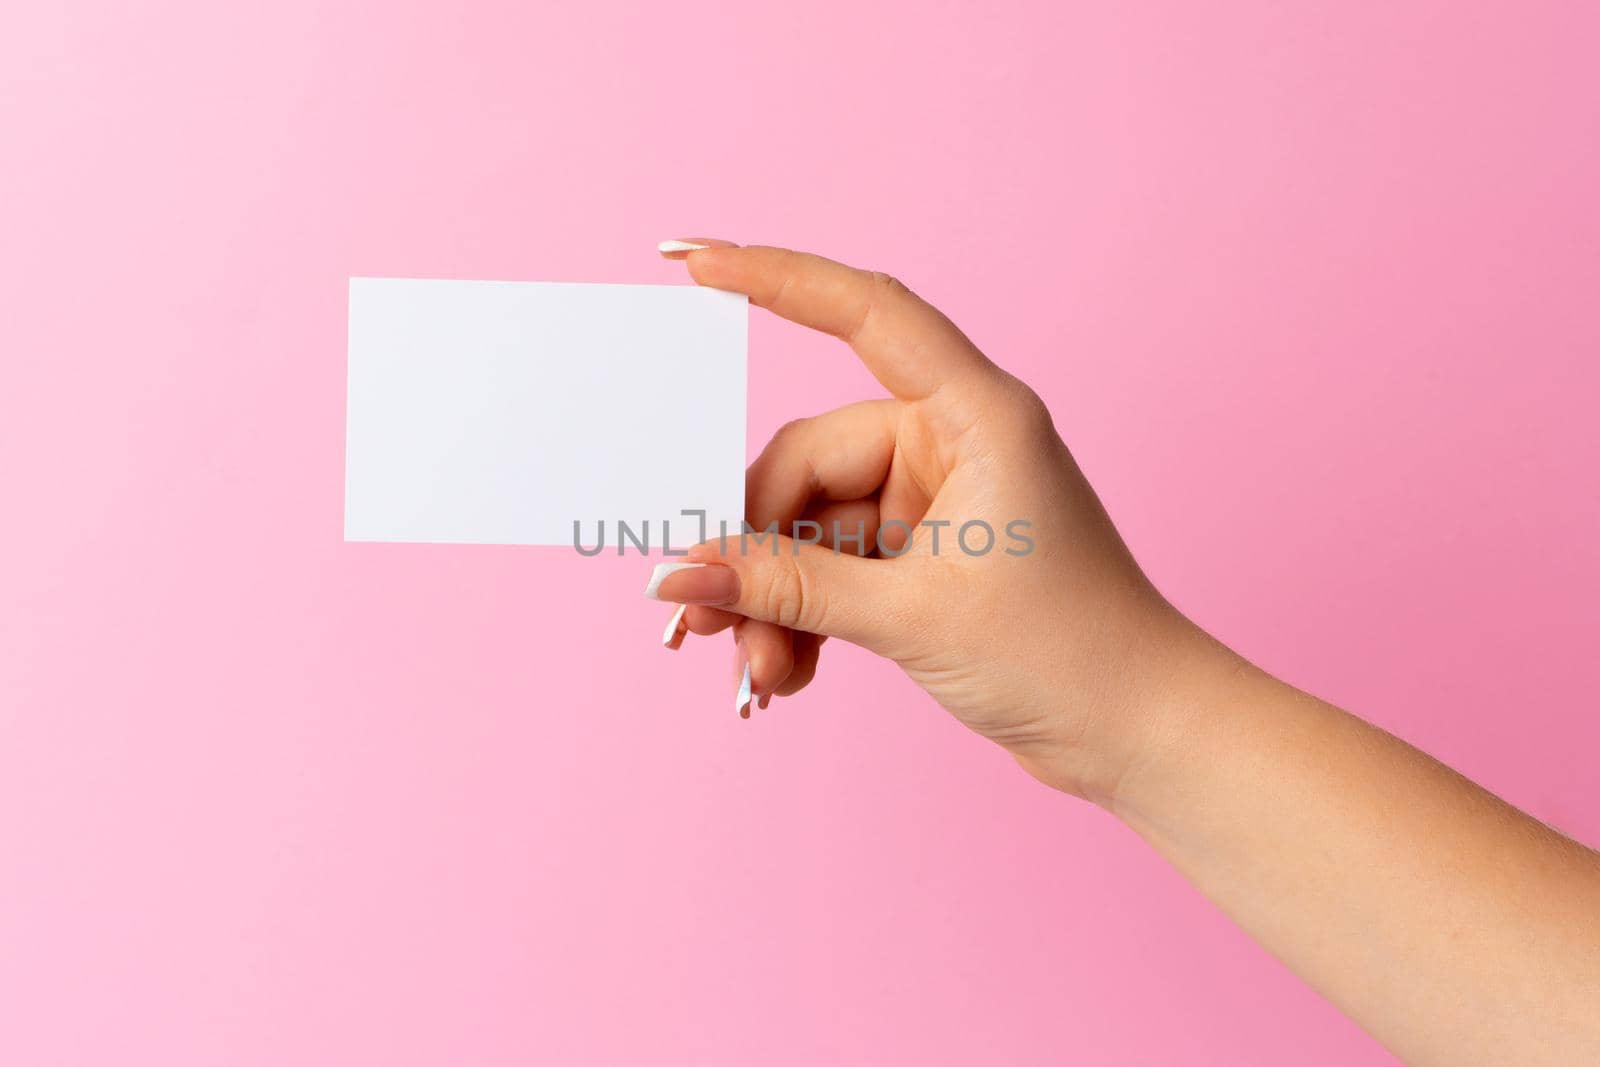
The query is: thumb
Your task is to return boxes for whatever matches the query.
[644,535,900,651]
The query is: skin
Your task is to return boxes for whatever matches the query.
[652,239,1600,1065]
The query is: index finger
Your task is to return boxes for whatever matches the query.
[664,241,998,402]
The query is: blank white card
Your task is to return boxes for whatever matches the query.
[345,278,747,546]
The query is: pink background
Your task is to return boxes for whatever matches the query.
[3,2,1597,1063]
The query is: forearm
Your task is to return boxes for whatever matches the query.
[1105,634,1600,1066]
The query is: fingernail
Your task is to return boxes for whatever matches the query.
[735,641,752,719]
[662,603,689,650]
[644,562,701,598]
[644,561,739,605]
[657,239,709,254]
[758,693,771,710]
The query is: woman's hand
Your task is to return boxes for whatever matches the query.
[648,239,1203,803]
[648,239,1600,1065]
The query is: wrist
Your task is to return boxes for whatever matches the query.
[1008,600,1243,809]
[1097,623,1287,829]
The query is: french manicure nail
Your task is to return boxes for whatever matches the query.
[734,637,752,718]
[662,603,689,650]
[735,655,752,719]
[658,239,709,254]
[644,562,703,599]
[644,561,740,605]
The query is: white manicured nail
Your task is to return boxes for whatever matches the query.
[644,562,704,599]
[662,603,689,649]
[658,239,709,253]
[735,662,753,718]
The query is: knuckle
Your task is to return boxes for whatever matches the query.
[761,557,805,629]
[1015,383,1053,425]
[1001,378,1058,438]
[959,374,1064,461]
[771,416,810,445]
[846,272,913,345]
[761,555,825,632]
[868,270,911,300]
[750,417,813,484]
